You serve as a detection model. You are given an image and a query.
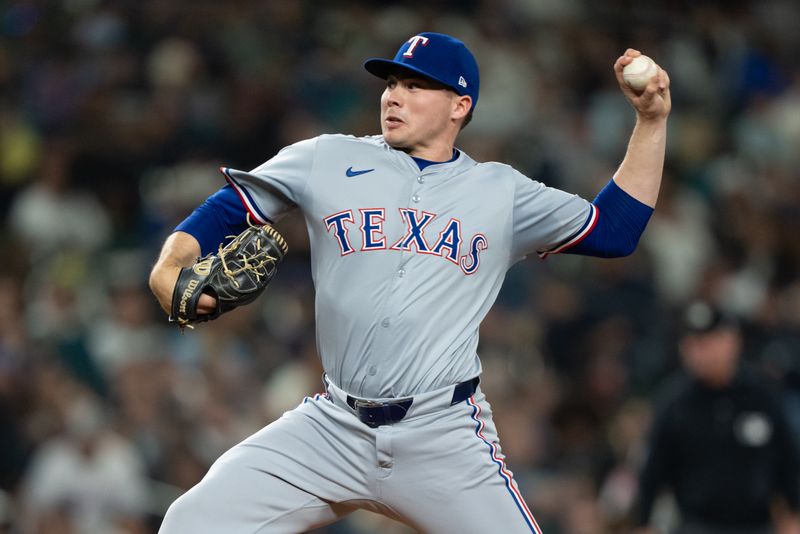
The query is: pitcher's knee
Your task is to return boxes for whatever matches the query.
[159,488,208,533]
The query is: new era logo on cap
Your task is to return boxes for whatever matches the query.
[364,32,480,111]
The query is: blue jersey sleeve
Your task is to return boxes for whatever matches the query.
[562,179,654,258]
[174,185,253,256]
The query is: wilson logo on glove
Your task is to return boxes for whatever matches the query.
[193,258,213,276]
[178,279,200,316]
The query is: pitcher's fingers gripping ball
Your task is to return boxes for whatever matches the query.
[170,223,288,329]
[622,54,658,91]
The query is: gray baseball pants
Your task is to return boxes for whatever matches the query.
[159,381,542,533]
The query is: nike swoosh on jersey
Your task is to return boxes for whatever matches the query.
[345,166,375,177]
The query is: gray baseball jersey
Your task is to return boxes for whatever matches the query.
[160,134,593,534]
[223,134,591,398]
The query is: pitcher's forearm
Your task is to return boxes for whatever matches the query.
[613,117,667,208]
[149,231,202,314]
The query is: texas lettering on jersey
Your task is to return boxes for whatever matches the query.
[323,208,487,275]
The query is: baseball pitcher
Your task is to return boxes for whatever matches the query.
[149,32,671,533]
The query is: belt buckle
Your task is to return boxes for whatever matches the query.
[352,399,392,429]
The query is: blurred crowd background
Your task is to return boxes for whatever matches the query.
[1,0,800,532]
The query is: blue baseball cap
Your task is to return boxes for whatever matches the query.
[364,32,480,110]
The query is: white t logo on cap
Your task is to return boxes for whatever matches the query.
[403,35,430,58]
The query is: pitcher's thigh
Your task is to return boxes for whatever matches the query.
[389,396,543,534]
[159,467,346,534]
[160,398,361,533]
[402,467,542,534]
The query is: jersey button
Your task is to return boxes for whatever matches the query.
[381,318,390,328]
[412,194,421,203]
[417,176,425,184]
[368,365,377,376]
[398,269,406,278]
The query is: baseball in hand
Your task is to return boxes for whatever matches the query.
[623,55,658,91]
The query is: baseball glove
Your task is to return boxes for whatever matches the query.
[170,223,288,329]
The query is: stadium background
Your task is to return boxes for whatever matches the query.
[1,0,799,532]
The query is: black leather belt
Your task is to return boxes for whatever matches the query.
[346,377,479,428]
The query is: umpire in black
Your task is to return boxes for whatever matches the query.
[633,300,800,534]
